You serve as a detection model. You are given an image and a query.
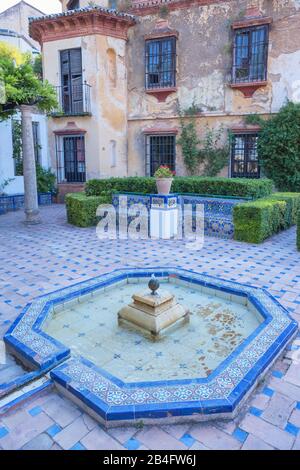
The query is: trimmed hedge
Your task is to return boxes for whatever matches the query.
[233,192,300,243]
[297,211,300,251]
[267,192,300,229]
[65,192,111,228]
[85,176,273,199]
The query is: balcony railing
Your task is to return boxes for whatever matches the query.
[52,82,92,116]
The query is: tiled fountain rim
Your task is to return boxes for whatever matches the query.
[4,268,297,423]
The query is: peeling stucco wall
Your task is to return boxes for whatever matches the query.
[43,34,129,180]
[41,1,300,179]
[126,0,300,176]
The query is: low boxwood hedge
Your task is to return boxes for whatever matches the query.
[267,192,300,229]
[65,192,111,228]
[233,192,300,243]
[85,176,273,199]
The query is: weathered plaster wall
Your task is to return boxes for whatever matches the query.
[126,0,300,176]
[41,1,300,179]
[0,2,43,50]
[43,34,129,179]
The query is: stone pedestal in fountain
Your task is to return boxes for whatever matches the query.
[150,194,178,240]
[118,276,189,336]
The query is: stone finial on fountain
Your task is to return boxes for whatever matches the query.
[148,274,159,296]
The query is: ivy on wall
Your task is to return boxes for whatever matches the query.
[177,104,229,176]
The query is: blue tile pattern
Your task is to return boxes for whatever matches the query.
[232,428,249,443]
[70,442,86,450]
[46,423,62,437]
[249,406,263,417]
[0,426,9,439]
[285,423,299,436]
[5,268,297,420]
[4,267,297,425]
[180,433,196,447]
[112,193,246,240]
[28,405,42,416]
[0,193,52,215]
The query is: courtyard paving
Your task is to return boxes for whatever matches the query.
[0,204,299,450]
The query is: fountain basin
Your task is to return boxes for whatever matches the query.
[4,268,297,426]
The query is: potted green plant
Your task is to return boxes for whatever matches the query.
[154,166,175,195]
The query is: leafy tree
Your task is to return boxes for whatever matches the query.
[257,102,300,191]
[0,42,57,224]
[0,42,57,120]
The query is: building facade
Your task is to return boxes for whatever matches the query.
[0,1,50,195]
[29,0,300,197]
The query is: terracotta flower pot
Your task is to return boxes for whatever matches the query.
[155,178,173,195]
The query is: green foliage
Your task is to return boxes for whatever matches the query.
[65,192,111,227]
[159,5,169,18]
[154,166,175,178]
[36,164,56,194]
[85,177,156,197]
[32,54,43,80]
[177,120,201,174]
[234,199,286,243]
[267,192,300,228]
[257,102,300,192]
[85,176,273,199]
[12,119,22,175]
[233,192,300,243]
[244,113,264,126]
[0,43,57,120]
[297,211,300,251]
[198,126,229,177]
[177,106,229,176]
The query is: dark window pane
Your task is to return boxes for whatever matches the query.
[60,48,83,115]
[233,25,268,83]
[231,134,260,178]
[148,135,176,176]
[32,122,41,165]
[56,135,86,183]
[145,37,176,89]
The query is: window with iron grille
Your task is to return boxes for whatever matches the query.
[231,133,260,178]
[56,135,86,183]
[145,37,176,89]
[232,25,269,83]
[146,135,176,176]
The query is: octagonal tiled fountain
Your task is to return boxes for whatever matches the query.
[4,268,297,426]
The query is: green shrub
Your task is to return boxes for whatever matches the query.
[85,177,156,197]
[234,199,286,243]
[267,192,300,229]
[297,211,300,251]
[233,192,300,243]
[36,164,56,194]
[85,176,273,199]
[65,192,111,227]
[258,101,300,192]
